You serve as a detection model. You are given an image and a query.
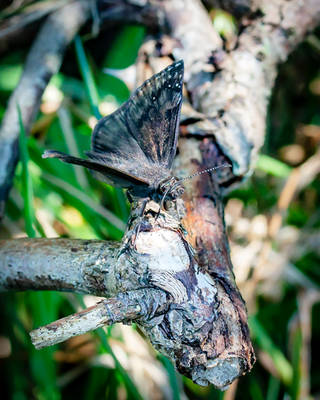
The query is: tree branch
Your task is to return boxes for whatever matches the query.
[0,0,92,218]
[138,0,320,181]
[0,238,120,295]
[0,199,254,389]
[0,0,70,55]
[30,289,169,349]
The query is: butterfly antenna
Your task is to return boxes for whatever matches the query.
[179,163,231,182]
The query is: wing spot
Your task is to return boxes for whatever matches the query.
[168,84,172,88]
[152,96,156,101]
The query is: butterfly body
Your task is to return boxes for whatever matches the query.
[43,60,184,207]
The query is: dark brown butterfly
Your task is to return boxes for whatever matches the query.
[43,60,185,205]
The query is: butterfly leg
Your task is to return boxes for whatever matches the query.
[132,198,149,244]
[155,186,171,221]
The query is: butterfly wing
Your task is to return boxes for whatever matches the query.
[42,150,150,190]
[91,60,184,170]
[43,61,184,193]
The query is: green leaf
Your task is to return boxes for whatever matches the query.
[266,376,280,400]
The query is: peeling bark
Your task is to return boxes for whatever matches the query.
[134,0,320,181]
[0,199,255,389]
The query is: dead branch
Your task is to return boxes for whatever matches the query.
[0,199,253,389]
[0,0,69,54]
[0,238,120,295]
[30,288,169,349]
[139,0,320,181]
[0,0,92,218]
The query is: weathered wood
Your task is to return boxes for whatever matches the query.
[0,199,254,389]
[135,0,320,181]
[0,238,120,295]
[30,289,169,349]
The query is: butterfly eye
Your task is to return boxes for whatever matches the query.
[170,183,185,199]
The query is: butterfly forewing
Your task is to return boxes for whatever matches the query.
[91,60,184,170]
[43,60,184,196]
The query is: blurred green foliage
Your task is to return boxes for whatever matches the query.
[0,8,320,400]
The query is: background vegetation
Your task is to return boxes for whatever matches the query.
[0,5,319,400]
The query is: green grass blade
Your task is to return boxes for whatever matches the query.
[97,328,143,400]
[74,295,142,400]
[159,355,181,400]
[266,376,280,400]
[57,106,89,189]
[290,325,303,400]
[257,154,292,178]
[74,35,100,119]
[249,315,293,385]
[42,172,125,232]
[17,105,37,238]
[18,105,61,398]
[74,34,128,221]
[249,377,265,400]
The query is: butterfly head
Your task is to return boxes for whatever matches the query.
[159,176,185,200]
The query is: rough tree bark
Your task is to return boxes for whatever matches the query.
[0,0,319,390]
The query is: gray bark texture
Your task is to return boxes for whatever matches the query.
[0,0,319,390]
[0,199,254,389]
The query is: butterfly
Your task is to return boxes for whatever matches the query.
[43,60,185,208]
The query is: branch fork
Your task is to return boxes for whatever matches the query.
[0,199,254,389]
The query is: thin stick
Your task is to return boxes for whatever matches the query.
[30,295,142,349]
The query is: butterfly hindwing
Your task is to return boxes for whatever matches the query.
[43,150,149,189]
[91,60,184,170]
